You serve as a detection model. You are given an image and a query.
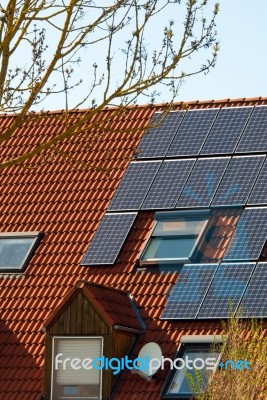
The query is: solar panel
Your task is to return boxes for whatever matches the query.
[136,111,185,159]
[197,263,255,319]
[108,161,161,211]
[247,158,267,205]
[223,207,267,261]
[236,106,267,153]
[81,213,137,265]
[211,156,265,206]
[238,262,267,318]
[141,159,195,210]
[167,109,219,157]
[176,157,230,208]
[160,264,218,319]
[200,107,252,155]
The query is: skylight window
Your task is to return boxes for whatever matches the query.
[163,336,222,399]
[140,211,209,265]
[0,232,42,272]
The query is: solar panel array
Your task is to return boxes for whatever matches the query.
[211,156,265,206]
[248,158,267,205]
[176,158,230,208]
[223,207,267,261]
[238,263,267,318]
[107,155,266,213]
[108,161,161,211]
[197,263,255,319]
[161,264,218,319]
[142,159,195,209]
[236,106,267,153]
[200,107,252,155]
[167,109,219,156]
[81,213,137,265]
[161,262,262,320]
[136,106,267,159]
[83,105,267,273]
[136,111,185,159]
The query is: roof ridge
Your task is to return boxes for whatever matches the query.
[76,280,129,295]
[0,96,267,117]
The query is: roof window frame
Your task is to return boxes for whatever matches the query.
[0,231,43,272]
[162,335,223,399]
[140,210,210,266]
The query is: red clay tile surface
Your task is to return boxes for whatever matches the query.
[199,208,243,263]
[0,97,267,400]
[44,281,144,331]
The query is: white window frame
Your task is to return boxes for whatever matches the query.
[140,210,209,265]
[51,336,104,400]
[0,231,42,272]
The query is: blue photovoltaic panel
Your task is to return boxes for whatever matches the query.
[160,264,218,319]
[136,111,185,159]
[108,161,161,211]
[200,107,252,155]
[197,263,255,319]
[211,156,265,206]
[81,213,137,265]
[167,109,219,157]
[248,158,267,205]
[236,106,267,153]
[223,207,267,261]
[238,263,267,318]
[142,159,195,209]
[176,157,230,208]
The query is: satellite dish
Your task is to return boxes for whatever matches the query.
[131,342,162,381]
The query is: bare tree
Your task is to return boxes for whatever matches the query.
[194,317,267,400]
[0,0,219,169]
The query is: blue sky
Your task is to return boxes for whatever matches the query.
[178,0,267,102]
[65,0,267,107]
[21,0,267,110]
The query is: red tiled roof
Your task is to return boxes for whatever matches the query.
[200,208,243,263]
[0,97,267,399]
[43,280,144,331]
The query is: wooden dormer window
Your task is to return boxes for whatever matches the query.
[42,281,144,400]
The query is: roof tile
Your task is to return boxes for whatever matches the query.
[0,98,266,398]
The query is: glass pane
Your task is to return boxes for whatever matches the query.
[154,218,206,236]
[52,338,102,400]
[167,349,220,396]
[0,238,35,269]
[63,386,79,395]
[142,237,195,260]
